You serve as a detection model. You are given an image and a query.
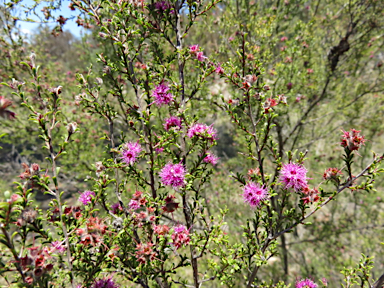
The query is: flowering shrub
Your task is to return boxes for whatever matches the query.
[1,0,384,287]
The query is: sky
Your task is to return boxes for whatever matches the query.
[16,0,84,38]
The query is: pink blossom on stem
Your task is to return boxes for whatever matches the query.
[295,278,318,288]
[279,163,309,192]
[196,51,207,62]
[51,241,66,253]
[164,116,182,131]
[155,147,164,154]
[110,202,122,214]
[301,187,320,204]
[215,64,224,74]
[171,224,190,249]
[152,83,174,106]
[189,44,199,54]
[91,278,119,288]
[340,128,366,151]
[129,199,140,210]
[242,182,269,208]
[187,123,217,141]
[160,163,186,188]
[323,168,342,181]
[121,142,142,165]
[79,190,95,205]
[203,151,219,165]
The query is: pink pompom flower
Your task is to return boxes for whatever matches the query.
[79,190,95,205]
[91,278,119,288]
[152,83,174,106]
[279,163,309,192]
[203,151,219,165]
[160,163,186,188]
[242,182,269,208]
[171,224,190,249]
[164,116,182,131]
[121,142,142,165]
[187,123,217,141]
[295,278,318,288]
[340,128,366,151]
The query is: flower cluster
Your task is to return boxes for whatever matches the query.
[301,187,320,204]
[189,44,207,61]
[78,190,95,205]
[279,163,309,192]
[171,225,190,249]
[160,163,186,188]
[164,116,182,131]
[323,167,343,182]
[135,242,157,264]
[187,123,217,141]
[203,151,219,165]
[242,182,269,208]
[76,217,107,246]
[128,190,147,211]
[341,128,366,151]
[263,98,278,113]
[152,83,174,106]
[154,0,172,11]
[295,278,318,288]
[162,194,179,213]
[50,241,66,253]
[91,277,119,288]
[20,246,54,285]
[153,224,170,236]
[110,202,123,214]
[121,142,142,165]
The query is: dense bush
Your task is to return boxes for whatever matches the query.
[1,0,384,287]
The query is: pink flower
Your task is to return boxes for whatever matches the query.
[164,116,182,131]
[171,224,190,249]
[129,200,140,210]
[79,190,95,205]
[301,187,320,204]
[279,163,309,192]
[203,151,219,165]
[51,241,66,253]
[91,278,119,288]
[153,224,170,235]
[110,202,122,214]
[189,44,199,54]
[152,83,174,106]
[242,182,269,208]
[340,129,366,151]
[215,64,224,74]
[323,168,342,181]
[280,36,288,42]
[155,147,164,154]
[160,163,186,188]
[121,142,142,165]
[295,278,318,288]
[187,123,217,141]
[154,1,172,11]
[196,51,207,62]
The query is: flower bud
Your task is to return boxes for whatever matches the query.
[95,77,103,85]
[30,163,40,176]
[103,66,111,74]
[67,122,78,134]
[29,52,36,68]
[21,209,38,224]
